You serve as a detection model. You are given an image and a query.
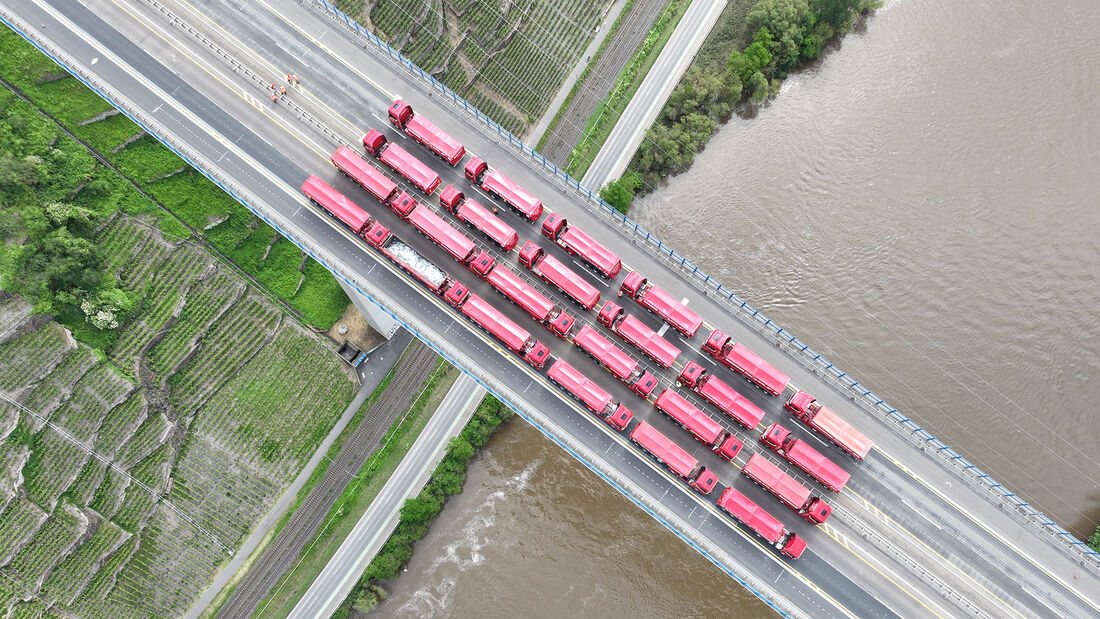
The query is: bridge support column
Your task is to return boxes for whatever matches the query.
[337,279,401,340]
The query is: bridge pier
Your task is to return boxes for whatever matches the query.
[338,279,401,340]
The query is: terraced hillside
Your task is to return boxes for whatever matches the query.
[351,0,612,135]
[0,216,357,617]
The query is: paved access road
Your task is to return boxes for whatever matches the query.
[581,0,728,189]
[7,0,1096,616]
[291,373,486,618]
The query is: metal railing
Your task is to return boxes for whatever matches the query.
[308,0,1099,564]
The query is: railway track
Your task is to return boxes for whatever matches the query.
[215,341,439,618]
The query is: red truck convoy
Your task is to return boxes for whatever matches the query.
[654,389,743,461]
[742,453,831,524]
[518,242,600,310]
[439,186,519,252]
[547,359,634,431]
[785,391,873,461]
[716,487,807,559]
[385,190,495,277]
[572,325,658,398]
[484,263,574,337]
[541,213,622,279]
[465,157,543,221]
[363,129,441,194]
[598,301,681,369]
[702,330,791,396]
[302,176,550,371]
[620,272,702,338]
[678,361,765,430]
[387,99,465,165]
[761,424,850,492]
[630,421,718,495]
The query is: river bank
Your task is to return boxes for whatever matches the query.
[600,0,882,212]
[334,395,513,616]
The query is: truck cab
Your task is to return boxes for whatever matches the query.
[524,341,551,370]
[690,468,719,495]
[388,191,417,219]
[597,300,623,327]
[388,100,413,129]
[464,157,488,184]
[785,390,819,418]
[781,533,808,559]
[801,498,831,524]
[761,423,793,453]
[605,404,633,431]
[703,329,730,357]
[547,309,575,338]
[518,241,542,269]
[439,185,464,213]
[679,361,705,388]
[363,222,390,248]
[620,270,645,297]
[630,371,658,398]
[542,212,566,240]
[715,434,744,461]
[466,250,495,278]
[442,281,470,308]
[362,129,387,157]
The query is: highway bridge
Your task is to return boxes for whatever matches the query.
[3,0,1097,616]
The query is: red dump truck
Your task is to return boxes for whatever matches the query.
[547,359,633,430]
[388,99,465,165]
[597,301,681,369]
[464,157,542,221]
[439,186,519,252]
[518,241,600,310]
[385,191,495,277]
[458,293,549,370]
[702,330,791,396]
[742,453,830,524]
[678,361,765,430]
[485,264,574,337]
[541,213,622,279]
[373,230,468,303]
[761,424,850,492]
[363,129,441,194]
[572,325,657,397]
[329,145,399,204]
[654,389,742,461]
[716,487,807,559]
[785,391,873,461]
[630,422,718,495]
[302,175,376,238]
[620,272,702,338]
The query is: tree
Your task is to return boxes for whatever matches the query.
[447,436,474,462]
[748,0,811,70]
[810,0,861,32]
[23,228,104,293]
[741,39,774,84]
[1089,525,1100,553]
[748,71,771,103]
[600,172,643,214]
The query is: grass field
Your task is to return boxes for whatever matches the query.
[0,213,358,616]
[0,28,348,330]
[350,0,613,136]
[0,64,362,613]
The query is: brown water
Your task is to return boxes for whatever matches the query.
[376,0,1099,615]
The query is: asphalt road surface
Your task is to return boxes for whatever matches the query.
[291,373,486,618]
[5,0,1096,616]
[581,0,728,189]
